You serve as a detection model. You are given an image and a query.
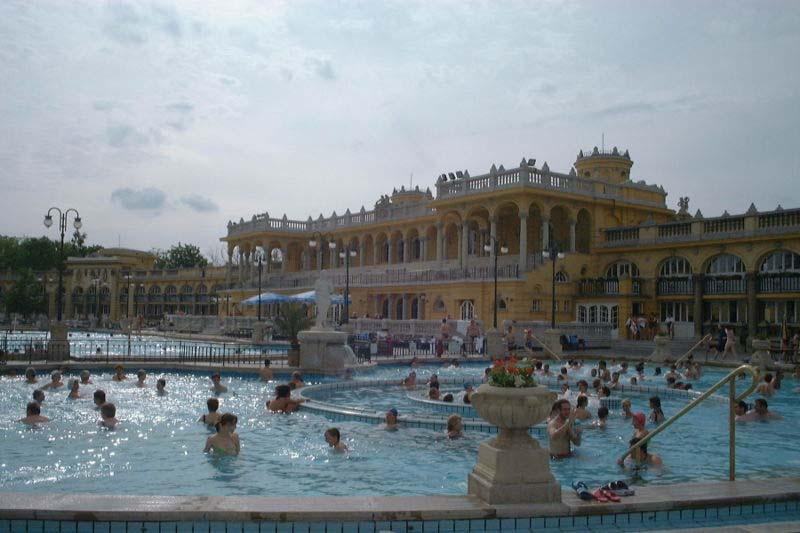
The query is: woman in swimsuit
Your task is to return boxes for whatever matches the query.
[199,398,221,426]
[204,413,240,455]
[267,384,305,413]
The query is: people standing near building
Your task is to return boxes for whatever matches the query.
[722,326,737,360]
[466,319,481,354]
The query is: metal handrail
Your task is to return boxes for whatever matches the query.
[617,364,760,480]
[674,334,711,365]
[529,333,562,361]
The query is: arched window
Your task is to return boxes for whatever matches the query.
[498,298,507,311]
[135,285,145,295]
[706,254,745,275]
[149,285,161,295]
[460,300,475,320]
[100,287,110,296]
[660,257,692,277]
[606,261,639,278]
[433,297,446,313]
[555,271,569,283]
[165,285,177,295]
[180,285,193,294]
[760,251,800,273]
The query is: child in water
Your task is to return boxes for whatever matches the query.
[99,402,118,429]
[324,427,348,453]
[446,414,464,439]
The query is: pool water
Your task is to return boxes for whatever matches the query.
[1,363,798,497]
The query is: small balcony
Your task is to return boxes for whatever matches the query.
[758,273,800,293]
[704,276,746,295]
[657,278,693,296]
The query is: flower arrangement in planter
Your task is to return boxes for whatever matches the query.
[487,356,538,388]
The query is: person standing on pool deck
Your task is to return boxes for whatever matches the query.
[259,360,273,382]
[211,372,228,394]
[547,399,581,457]
[204,413,240,455]
[721,326,737,360]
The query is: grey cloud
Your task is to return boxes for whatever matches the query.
[180,194,218,213]
[111,187,166,210]
[306,57,336,81]
[106,124,150,148]
[166,102,193,113]
[586,95,704,120]
[104,2,182,45]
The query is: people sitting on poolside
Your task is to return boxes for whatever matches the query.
[156,378,167,396]
[402,371,417,389]
[289,371,305,389]
[621,399,633,419]
[79,370,93,385]
[267,384,305,413]
[67,379,81,400]
[756,373,775,397]
[136,369,147,388]
[211,372,228,394]
[41,371,64,390]
[204,413,240,455]
[737,398,782,421]
[593,406,609,429]
[259,359,273,382]
[547,399,581,457]
[112,365,127,382]
[446,414,464,439]
[325,427,348,452]
[383,407,400,431]
[19,401,49,425]
[24,367,38,384]
[574,395,592,420]
[428,384,441,400]
[200,398,222,426]
[618,436,662,467]
[93,389,106,409]
[99,402,118,429]
[649,396,665,424]
[33,389,45,405]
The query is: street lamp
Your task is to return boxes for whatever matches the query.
[255,250,264,321]
[43,207,82,322]
[483,237,509,330]
[543,243,566,329]
[338,246,357,324]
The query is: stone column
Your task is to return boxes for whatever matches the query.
[388,238,395,264]
[330,247,338,269]
[541,217,550,250]
[374,241,381,265]
[569,219,576,252]
[436,223,444,262]
[109,280,119,322]
[359,240,366,267]
[238,250,245,284]
[402,294,409,319]
[419,237,427,262]
[461,221,469,267]
[226,250,233,286]
[693,274,704,337]
[281,247,288,273]
[518,212,528,270]
[746,272,757,340]
[64,285,73,320]
[489,216,498,259]
[403,238,410,263]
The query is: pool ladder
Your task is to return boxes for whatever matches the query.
[617,364,760,480]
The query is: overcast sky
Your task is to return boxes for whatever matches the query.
[1,0,798,259]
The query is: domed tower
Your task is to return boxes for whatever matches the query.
[573,146,633,184]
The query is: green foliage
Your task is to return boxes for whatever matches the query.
[3,269,46,317]
[153,242,209,269]
[0,234,101,272]
[274,303,311,345]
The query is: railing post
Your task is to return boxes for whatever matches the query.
[729,379,736,481]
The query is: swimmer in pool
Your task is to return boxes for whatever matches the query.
[289,371,305,389]
[428,384,441,400]
[428,374,440,387]
[446,414,464,439]
[19,401,49,425]
[204,413,240,455]
[618,436,662,467]
[112,365,127,382]
[79,370,93,385]
[384,408,400,431]
[734,400,748,419]
[592,406,609,429]
[259,359,273,382]
[211,372,228,394]
[267,384,305,413]
[621,399,633,419]
[547,399,581,457]
[324,427,348,452]
[136,369,147,388]
[67,379,81,399]
[41,371,64,390]
[200,398,222,426]
[24,367,38,384]
[462,383,474,404]
[99,402,118,429]
[559,383,571,399]
[737,398,782,421]
[402,371,417,389]
[93,389,106,409]
[156,378,167,396]
[631,412,649,440]
[756,373,775,397]
[574,395,592,420]
[649,396,665,424]
[33,389,45,404]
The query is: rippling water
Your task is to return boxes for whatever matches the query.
[1,363,797,496]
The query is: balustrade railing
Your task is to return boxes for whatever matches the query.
[578,278,620,296]
[605,228,639,243]
[704,217,745,234]
[657,278,693,295]
[658,222,692,239]
[704,276,746,295]
[758,273,800,293]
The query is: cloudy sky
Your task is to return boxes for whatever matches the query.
[1,0,798,260]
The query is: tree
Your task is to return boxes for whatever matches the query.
[3,269,46,317]
[154,242,209,269]
[274,303,311,347]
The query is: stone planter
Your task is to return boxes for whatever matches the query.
[467,384,561,504]
[650,334,671,362]
[750,339,771,370]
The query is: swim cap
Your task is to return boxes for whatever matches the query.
[632,412,646,427]
[387,408,398,417]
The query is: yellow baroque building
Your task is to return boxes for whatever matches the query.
[221,147,800,340]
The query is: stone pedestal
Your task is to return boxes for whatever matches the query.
[750,339,771,370]
[650,335,672,362]
[485,329,504,359]
[47,322,70,361]
[297,329,357,374]
[467,384,561,504]
[542,329,563,356]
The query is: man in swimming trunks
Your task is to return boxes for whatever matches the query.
[19,401,49,425]
[547,399,581,457]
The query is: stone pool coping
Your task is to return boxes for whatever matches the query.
[1,478,798,522]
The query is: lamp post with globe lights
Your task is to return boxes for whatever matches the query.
[542,242,566,354]
[43,208,82,322]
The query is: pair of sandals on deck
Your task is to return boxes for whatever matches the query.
[572,480,634,502]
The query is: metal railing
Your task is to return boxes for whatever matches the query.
[618,364,759,480]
